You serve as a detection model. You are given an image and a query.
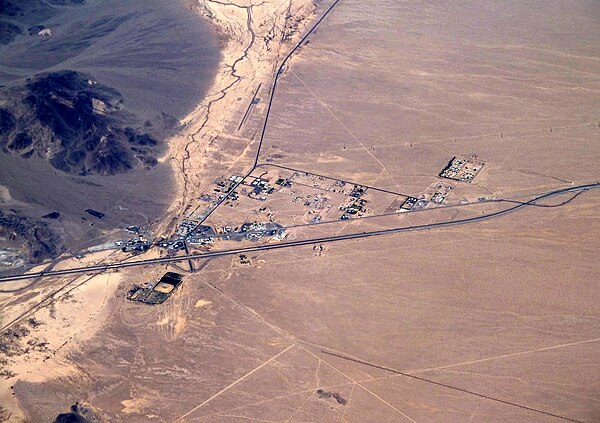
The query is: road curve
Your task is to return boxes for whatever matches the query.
[1,182,597,283]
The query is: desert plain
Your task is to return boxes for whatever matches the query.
[0,0,599,422]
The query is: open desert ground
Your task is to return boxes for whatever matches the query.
[1,0,599,422]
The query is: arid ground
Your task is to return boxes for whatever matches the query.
[1,0,599,422]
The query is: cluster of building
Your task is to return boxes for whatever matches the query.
[177,219,199,238]
[127,272,184,305]
[215,175,243,198]
[117,155,490,261]
[118,226,152,253]
[156,221,216,253]
[337,185,370,219]
[340,197,368,220]
[206,174,280,208]
[439,156,485,183]
[349,184,367,198]
[398,196,418,211]
[275,177,292,188]
[204,171,403,231]
[187,225,217,245]
[120,237,150,252]
[299,193,331,210]
[430,183,453,204]
[218,222,286,242]
[248,177,276,201]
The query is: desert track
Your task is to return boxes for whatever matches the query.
[0,0,597,284]
[0,182,597,283]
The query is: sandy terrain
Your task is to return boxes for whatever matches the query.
[158,0,318,235]
[0,0,224,261]
[0,272,121,420]
[260,0,600,198]
[5,191,599,421]
[1,0,599,422]
[0,0,320,420]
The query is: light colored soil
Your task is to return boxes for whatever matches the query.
[1,1,599,422]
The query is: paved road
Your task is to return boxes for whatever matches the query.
[1,182,597,283]
[196,0,344,226]
[0,0,596,284]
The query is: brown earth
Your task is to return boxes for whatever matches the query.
[1,0,599,422]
